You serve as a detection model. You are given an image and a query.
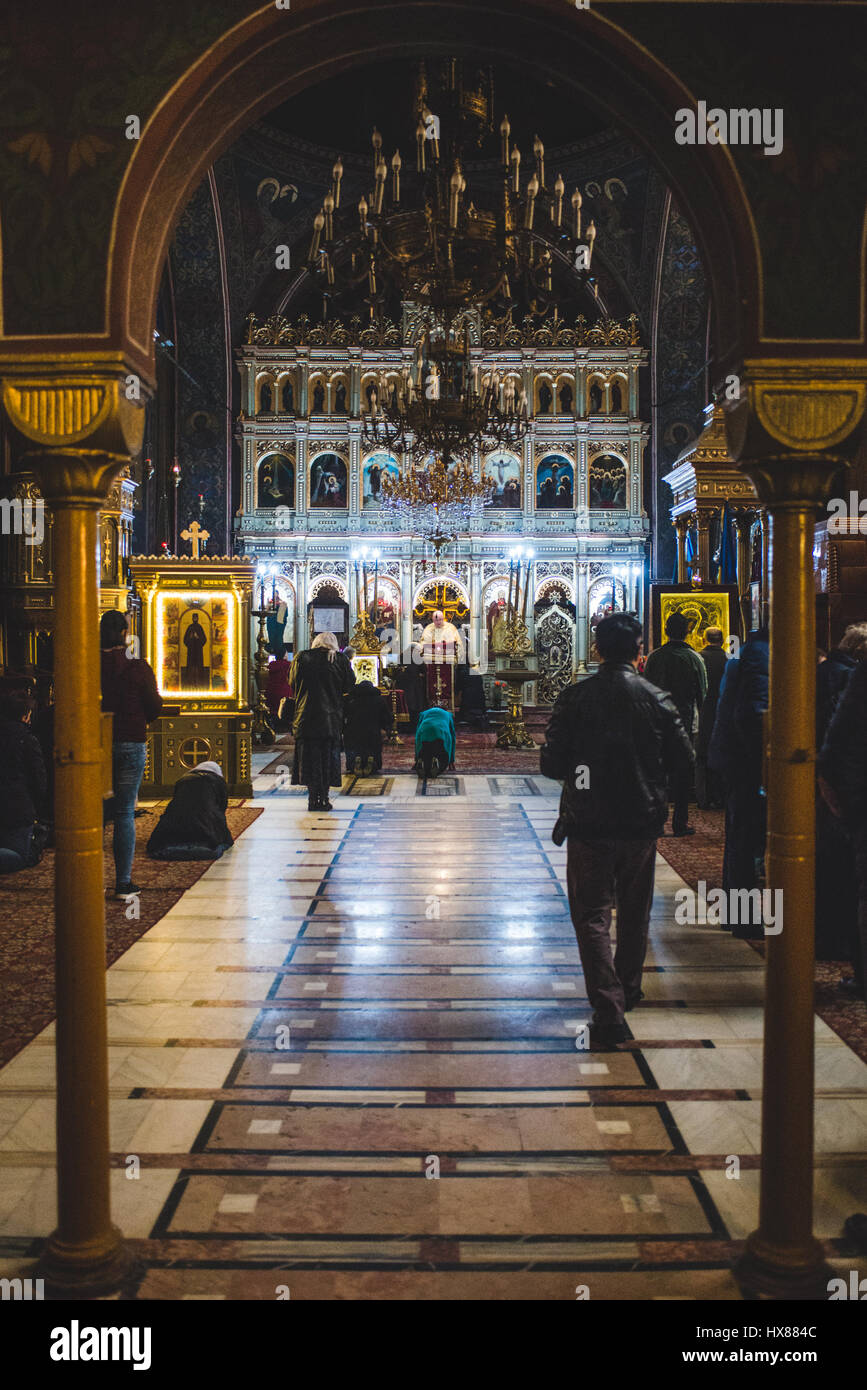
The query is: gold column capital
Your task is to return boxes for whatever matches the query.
[1,357,148,481]
[724,360,867,462]
[737,451,843,511]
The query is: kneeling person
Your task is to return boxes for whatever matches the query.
[147,761,233,861]
[415,706,456,780]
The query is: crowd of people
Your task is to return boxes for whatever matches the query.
[2,605,866,1014]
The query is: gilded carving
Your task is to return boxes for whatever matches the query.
[755,386,866,451]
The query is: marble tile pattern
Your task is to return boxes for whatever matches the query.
[1,764,865,1299]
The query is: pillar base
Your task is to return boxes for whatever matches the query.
[35,1225,142,1299]
[734,1232,834,1301]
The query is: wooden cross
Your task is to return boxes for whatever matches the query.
[181,520,209,559]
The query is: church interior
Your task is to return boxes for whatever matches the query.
[1,0,867,1341]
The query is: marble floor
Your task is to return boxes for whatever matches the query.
[1,757,866,1299]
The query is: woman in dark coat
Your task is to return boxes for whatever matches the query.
[147,761,233,860]
[290,633,355,810]
[264,651,294,728]
[344,680,393,774]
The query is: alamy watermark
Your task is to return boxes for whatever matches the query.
[675,101,783,157]
[675,880,782,934]
[828,491,867,534]
[0,496,44,546]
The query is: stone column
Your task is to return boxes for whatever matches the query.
[675,515,690,583]
[695,505,713,581]
[295,556,308,651]
[576,561,588,672]
[400,557,412,661]
[1,368,145,1296]
[469,560,482,669]
[724,363,867,1299]
[732,452,841,1298]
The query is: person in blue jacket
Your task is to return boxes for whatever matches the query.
[415,706,456,780]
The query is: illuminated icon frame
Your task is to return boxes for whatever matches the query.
[651,583,740,653]
[152,588,238,700]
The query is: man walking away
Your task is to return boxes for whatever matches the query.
[541,614,694,1047]
[696,627,727,810]
[643,610,706,836]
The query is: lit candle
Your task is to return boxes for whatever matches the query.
[449,167,462,229]
[524,174,539,230]
[572,189,582,240]
[392,150,401,202]
[500,114,511,168]
[416,120,426,173]
[332,157,343,208]
[358,195,368,234]
[373,159,387,215]
[323,192,334,242]
[309,210,324,260]
[533,135,545,188]
[511,146,521,195]
[521,557,531,621]
[372,126,382,176]
[553,174,565,227]
[586,220,596,264]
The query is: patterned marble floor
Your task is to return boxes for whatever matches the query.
[1,758,865,1299]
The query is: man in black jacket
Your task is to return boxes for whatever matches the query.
[541,614,694,1046]
[643,609,707,835]
[0,690,48,871]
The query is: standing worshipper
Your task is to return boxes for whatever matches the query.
[343,680,393,774]
[541,614,693,1047]
[819,655,867,1001]
[643,610,707,836]
[100,609,163,897]
[695,627,727,810]
[264,648,294,729]
[290,632,355,811]
[0,691,48,872]
[707,627,769,922]
[815,623,867,976]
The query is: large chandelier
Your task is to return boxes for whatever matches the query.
[305,61,598,464]
[360,310,528,463]
[379,455,492,563]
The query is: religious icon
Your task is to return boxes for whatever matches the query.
[257,452,295,509]
[658,590,731,653]
[536,454,574,509]
[363,452,399,509]
[309,452,347,508]
[589,453,627,509]
[183,611,207,687]
[158,593,233,697]
[484,452,521,509]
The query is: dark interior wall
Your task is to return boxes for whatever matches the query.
[651,199,711,583]
[168,179,230,553]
